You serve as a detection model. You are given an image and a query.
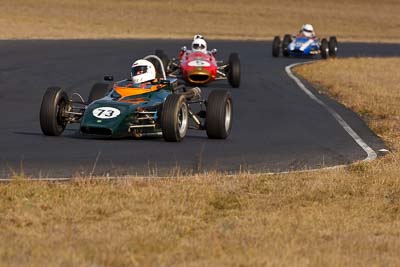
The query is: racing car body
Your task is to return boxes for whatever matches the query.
[272,34,338,59]
[287,37,320,56]
[180,50,218,84]
[80,80,173,139]
[155,49,241,88]
[39,55,233,142]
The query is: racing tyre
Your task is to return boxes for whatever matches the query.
[161,94,189,142]
[206,90,232,139]
[320,38,329,59]
[228,53,240,88]
[329,36,338,58]
[282,34,292,57]
[88,83,110,103]
[272,36,281,57]
[155,49,170,74]
[40,87,70,136]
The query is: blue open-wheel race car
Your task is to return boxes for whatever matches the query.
[272,34,338,59]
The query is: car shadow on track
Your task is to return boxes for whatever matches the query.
[13,130,210,142]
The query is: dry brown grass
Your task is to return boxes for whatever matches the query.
[1,167,400,267]
[295,58,400,149]
[1,0,399,41]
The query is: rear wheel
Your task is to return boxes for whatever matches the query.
[227,53,240,88]
[272,36,281,57]
[320,38,329,59]
[206,90,232,139]
[161,94,189,142]
[40,87,70,136]
[155,49,170,74]
[282,34,292,57]
[329,36,338,58]
[88,83,110,103]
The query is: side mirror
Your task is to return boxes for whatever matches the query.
[104,75,114,81]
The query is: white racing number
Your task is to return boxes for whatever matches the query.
[92,107,121,119]
[188,60,211,67]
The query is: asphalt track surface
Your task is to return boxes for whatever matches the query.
[0,40,399,178]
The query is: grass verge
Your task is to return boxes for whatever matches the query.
[295,58,400,149]
[1,0,400,42]
[1,58,399,266]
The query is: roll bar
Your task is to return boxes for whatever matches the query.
[143,55,166,80]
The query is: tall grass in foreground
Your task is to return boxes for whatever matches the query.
[1,58,399,266]
[1,169,400,267]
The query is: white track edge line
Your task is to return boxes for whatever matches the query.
[285,61,377,164]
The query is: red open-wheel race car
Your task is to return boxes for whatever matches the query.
[153,36,241,88]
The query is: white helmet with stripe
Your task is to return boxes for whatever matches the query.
[301,24,315,37]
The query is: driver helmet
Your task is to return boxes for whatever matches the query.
[131,59,156,84]
[301,24,315,38]
[192,38,207,53]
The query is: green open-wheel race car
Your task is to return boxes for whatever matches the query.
[39,55,233,142]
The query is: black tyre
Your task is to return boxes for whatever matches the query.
[206,90,232,139]
[329,36,338,58]
[320,38,329,59]
[272,36,281,57]
[282,34,292,57]
[39,87,70,136]
[88,83,110,103]
[155,49,170,73]
[161,94,189,142]
[227,53,240,88]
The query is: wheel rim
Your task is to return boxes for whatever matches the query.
[225,99,232,131]
[177,103,188,137]
[56,99,68,129]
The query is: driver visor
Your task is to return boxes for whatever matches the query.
[303,28,313,33]
[193,43,205,50]
[131,66,148,76]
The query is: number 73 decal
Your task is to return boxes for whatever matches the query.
[92,107,121,119]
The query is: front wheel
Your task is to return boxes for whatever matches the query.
[320,39,329,59]
[272,36,281,57]
[329,36,338,58]
[282,34,292,57]
[39,87,70,136]
[161,94,189,142]
[227,53,240,88]
[206,90,233,139]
